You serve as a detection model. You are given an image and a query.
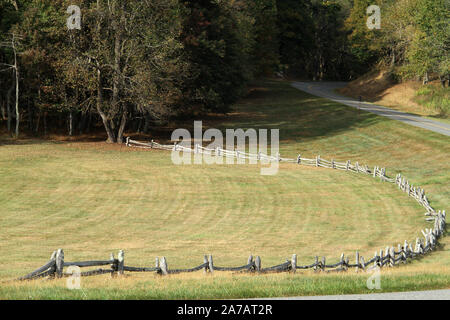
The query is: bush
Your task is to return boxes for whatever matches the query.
[414,85,450,116]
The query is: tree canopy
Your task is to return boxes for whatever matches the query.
[0,0,448,140]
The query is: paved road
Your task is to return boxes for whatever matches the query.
[291,81,450,137]
[262,289,450,300]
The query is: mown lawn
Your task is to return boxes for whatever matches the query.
[0,80,448,299]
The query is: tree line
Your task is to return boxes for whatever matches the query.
[0,0,448,142]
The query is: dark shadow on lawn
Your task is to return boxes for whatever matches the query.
[206,80,386,144]
[0,80,390,148]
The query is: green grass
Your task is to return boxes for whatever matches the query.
[0,80,449,299]
[1,268,449,300]
[415,84,450,117]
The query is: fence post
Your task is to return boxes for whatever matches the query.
[208,255,214,274]
[56,249,64,278]
[247,255,254,268]
[404,240,409,258]
[331,159,335,169]
[389,247,395,267]
[126,137,130,147]
[255,256,261,272]
[385,246,390,266]
[355,162,359,172]
[373,167,377,178]
[415,238,420,254]
[118,250,124,276]
[321,257,326,272]
[346,160,350,171]
[48,251,57,278]
[316,155,320,167]
[151,140,154,148]
[297,155,301,164]
[291,254,297,273]
[204,255,209,274]
[110,253,117,277]
[355,251,360,272]
[160,257,168,275]
[378,250,383,267]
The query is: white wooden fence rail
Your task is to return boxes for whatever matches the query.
[17,138,446,280]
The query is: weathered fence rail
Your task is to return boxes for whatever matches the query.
[18,139,447,281]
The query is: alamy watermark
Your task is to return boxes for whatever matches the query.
[171,121,280,176]
[367,5,381,30]
[366,266,382,290]
[66,266,81,290]
[67,5,81,30]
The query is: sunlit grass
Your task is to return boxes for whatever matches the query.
[0,80,448,299]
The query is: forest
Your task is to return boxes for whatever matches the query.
[0,0,448,142]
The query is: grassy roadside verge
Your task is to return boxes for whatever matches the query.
[1,266,449,299]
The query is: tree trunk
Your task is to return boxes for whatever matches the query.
[1,101,5,120]
[439,75,446,88]
[79,112,86,135]
[111,3,124,144]
[6,83,13,133]
[13,36,20,138]
[27,99,33,131]
[35,110,41,134]
[43,111,47,136]
[116,110,127,144]
[143,113,150,134]
[423,72,429,85]
[69,111,73,136]
[14,73,19,138]
[86,111,92,133]
[97,68,116,143]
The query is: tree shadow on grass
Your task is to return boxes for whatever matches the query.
[206,80,386,145]
[0,134,107,147]
[0,80,389,148]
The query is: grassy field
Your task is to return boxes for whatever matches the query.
[0,80,449,299]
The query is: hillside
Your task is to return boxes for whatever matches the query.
[337,70,449,122]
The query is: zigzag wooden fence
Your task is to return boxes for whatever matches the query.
[17,138,447,281]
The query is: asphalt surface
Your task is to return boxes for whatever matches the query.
[291,81,450,137]
[262,289,450,300]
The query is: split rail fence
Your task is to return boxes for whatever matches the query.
[18,138,447,280]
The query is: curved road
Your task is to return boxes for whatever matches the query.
[291,82,450,137]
